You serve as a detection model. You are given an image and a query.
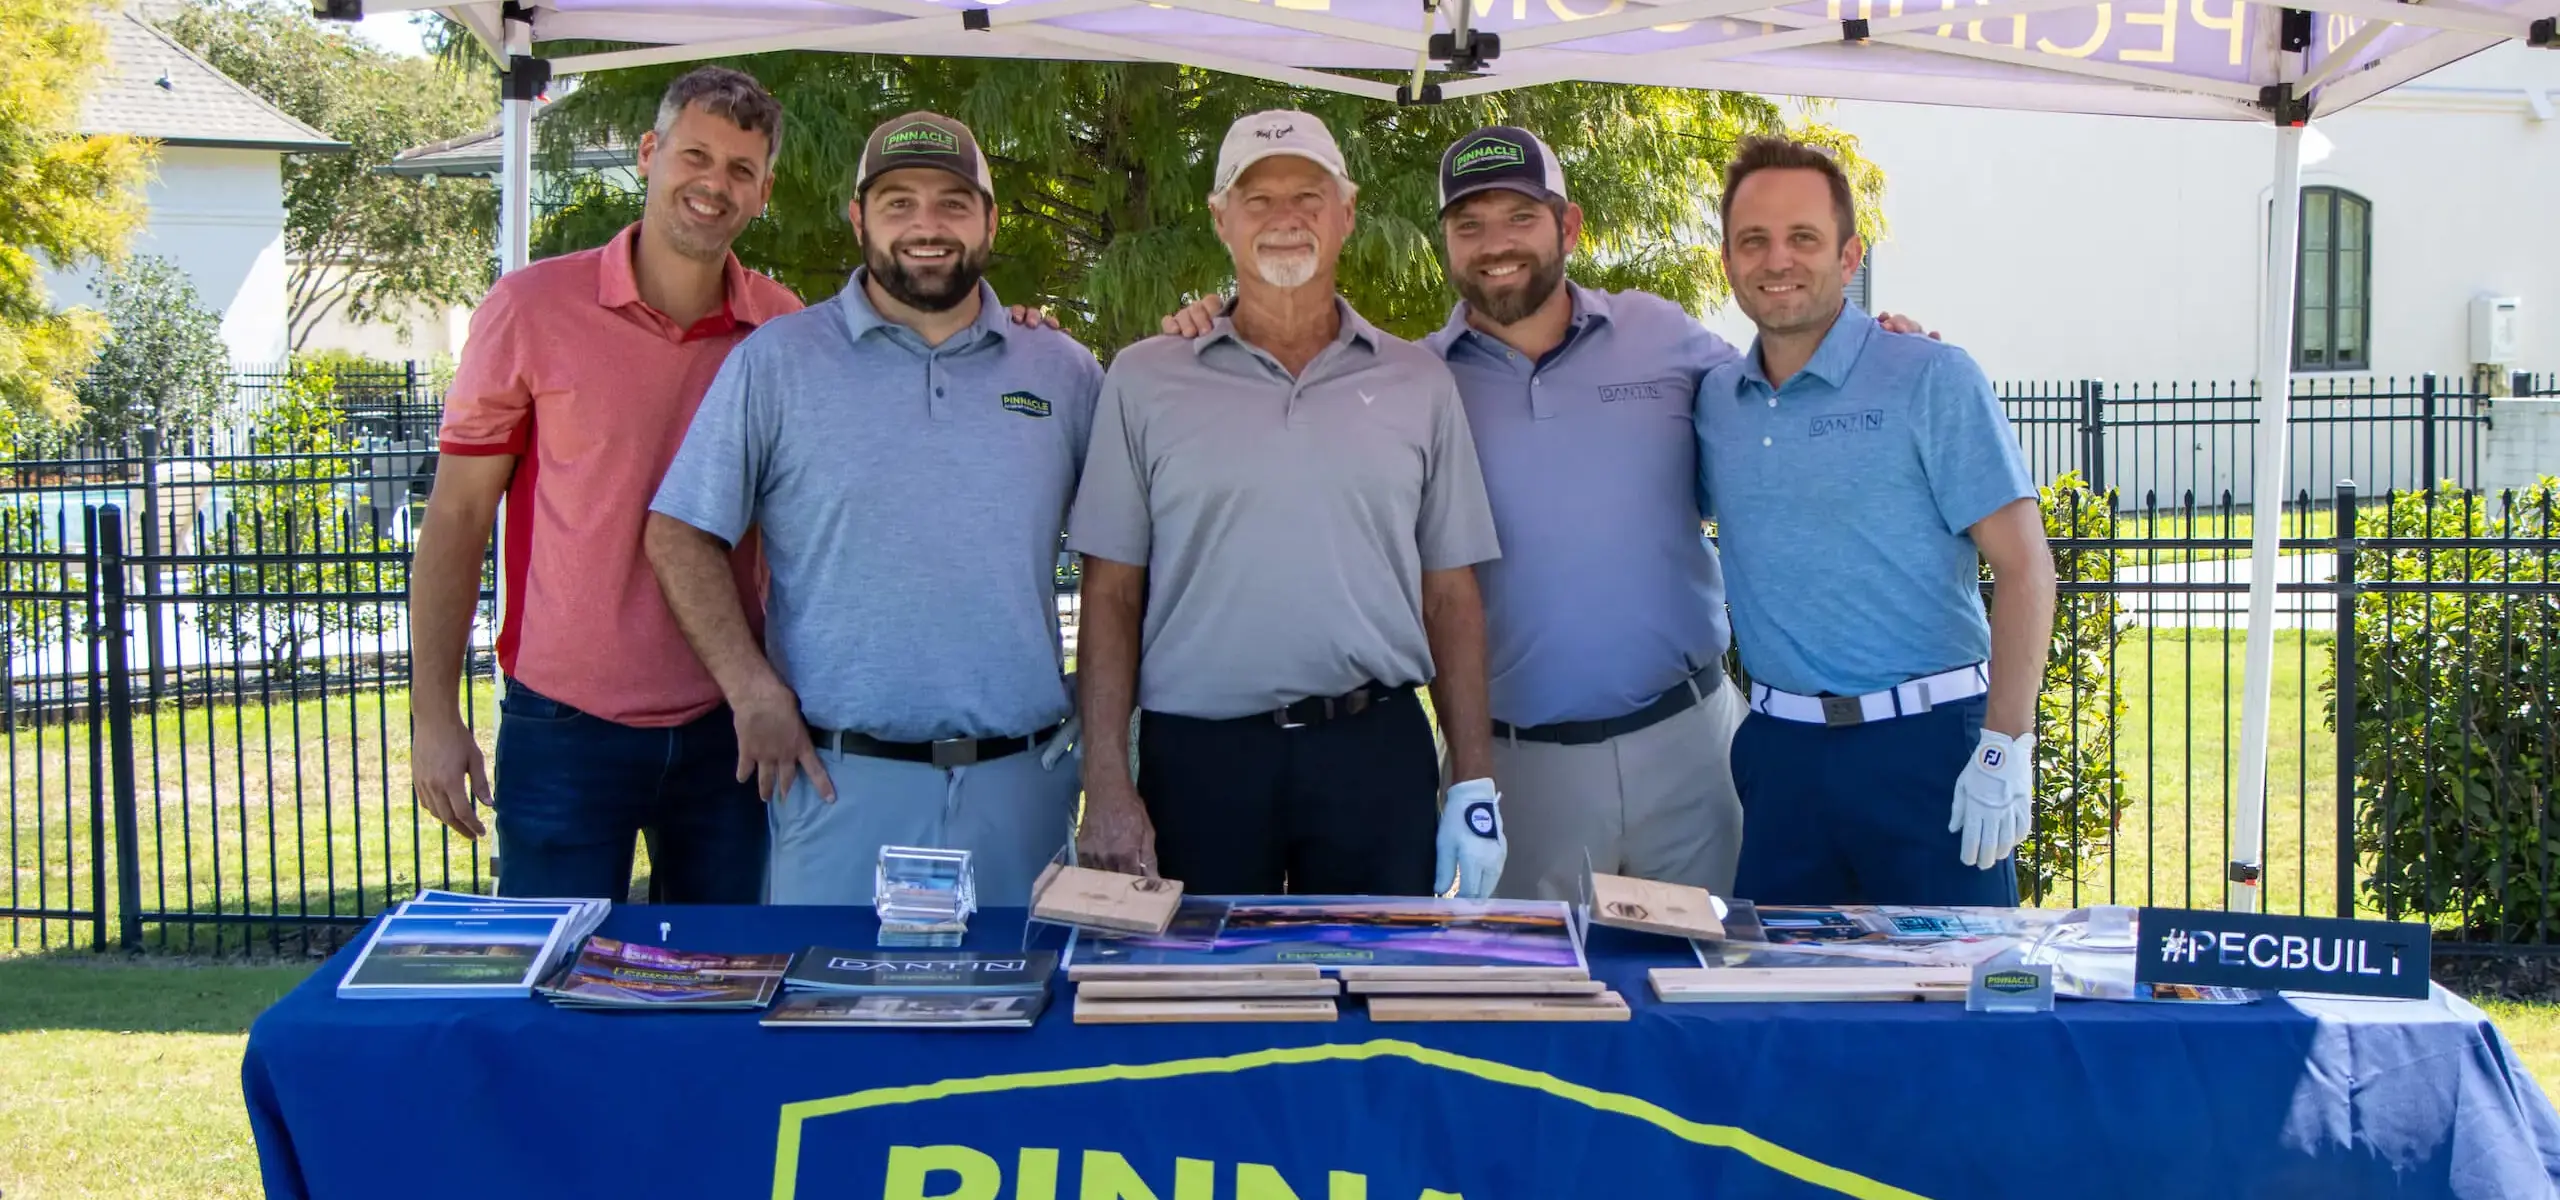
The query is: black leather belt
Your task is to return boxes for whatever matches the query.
[804,722,1064,768]
[1268,682,1411,729]
[1493,665,1725,747]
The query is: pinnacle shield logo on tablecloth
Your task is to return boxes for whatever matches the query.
[1451,138,1526,176]
[883,122,961,155]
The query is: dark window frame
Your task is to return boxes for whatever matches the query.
[2293,186,2371,373]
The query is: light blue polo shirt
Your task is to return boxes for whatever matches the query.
[651,274,1103,741]
[1694,300,2035,698]
[1424,284,1740,727]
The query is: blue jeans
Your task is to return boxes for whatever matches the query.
[1729,694,2021,906]
[490,680,768,903]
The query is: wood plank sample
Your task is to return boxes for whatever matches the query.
[1065,964,1324,982]
[1344,978,1608,996]
[1072,996,1339,1024]
[1648,967,1970,1003]
[1588,874,1726,940]
[1075,978,1342,1000]
[1334,966,1589,983]
[1363,993,1631,1022]
[1030,863,1183,935]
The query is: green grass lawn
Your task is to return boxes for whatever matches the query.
[2108,503,2343,563]
[6,682,502,955]
[2039,627,2357,921]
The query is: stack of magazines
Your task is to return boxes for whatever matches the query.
[535,936,792,1011]
[875,846,975,948]
[762,948,1056,1029]
[337,890,611,1000]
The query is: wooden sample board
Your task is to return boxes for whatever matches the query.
[1334,966,1589,983]
[1648,967,1971,1003]
[1344,978,1608,996]
[1075,978,1342,1000]
[1072,996,1339,1024]
[1065,964,1325,983]
[1363,993,1630,1022]
[1588,874,1726,941]
[1030,864,1183,935]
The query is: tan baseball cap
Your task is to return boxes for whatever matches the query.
[857,111,995,201]
[1210,110,1352,200]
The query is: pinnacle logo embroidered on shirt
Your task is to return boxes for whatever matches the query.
[1001,391,1053,418]
[1809,410,1885,438]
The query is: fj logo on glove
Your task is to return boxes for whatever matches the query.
[1981,746,2005,769]
[1466,802,1497,838]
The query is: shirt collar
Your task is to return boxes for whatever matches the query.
[1428,280,1612,363]
[837,271,1012,351]
[593,222,789,335]
[1194,296,1380,359]
[1737,299,1873,393]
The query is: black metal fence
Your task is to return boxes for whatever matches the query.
[1998,372,2533,507]
[4,372,2557,956]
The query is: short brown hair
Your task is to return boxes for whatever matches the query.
[654,66,784,165]
[1720,135,1859,247]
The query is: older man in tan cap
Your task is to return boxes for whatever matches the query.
[1066,111,1508,899]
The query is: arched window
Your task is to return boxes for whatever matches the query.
[2295,187,2371,371]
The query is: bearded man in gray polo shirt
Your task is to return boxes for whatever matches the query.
[1069,111,1508,899]
[646,112,1101,906]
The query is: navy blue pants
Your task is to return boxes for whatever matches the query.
[490,679,768,903]
[1729,694,2020,906]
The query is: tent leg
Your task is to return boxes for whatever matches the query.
[499,15,535,276]
[2231,120,2306,914]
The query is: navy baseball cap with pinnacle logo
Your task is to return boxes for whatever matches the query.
[1438,126,1568,215]
[857,111,995,201]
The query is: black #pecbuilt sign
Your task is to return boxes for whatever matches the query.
[2135,908,2430,1000]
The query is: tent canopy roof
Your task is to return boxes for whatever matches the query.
[399,0,2555,122]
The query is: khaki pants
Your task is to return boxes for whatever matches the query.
[1486,673,1748,902]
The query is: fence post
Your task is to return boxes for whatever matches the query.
[137,426,165,703]
[2419,374,2438,491]
[2080,379,2107,496]
[98,506,143,951]
[2333,481,2360,921]
[82,508,107,952]
[401,360,420,442]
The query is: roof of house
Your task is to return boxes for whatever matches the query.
[384,116,631,178]
[80,10,347,153]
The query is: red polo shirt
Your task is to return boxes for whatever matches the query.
[438,223,803,727]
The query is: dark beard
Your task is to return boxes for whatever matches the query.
[1453,248,1566,326]
[865,236,988,313]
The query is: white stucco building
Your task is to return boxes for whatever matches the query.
[44,12,345,367]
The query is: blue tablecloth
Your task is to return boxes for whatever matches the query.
[243,905,2560,1200]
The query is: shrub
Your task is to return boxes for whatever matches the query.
[2339,479,2560,942]
[76,255,230,442]
[2000,471,2133,903]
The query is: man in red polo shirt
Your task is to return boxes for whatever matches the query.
[407,67,803,901]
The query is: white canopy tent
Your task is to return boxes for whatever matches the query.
[377,0,2554,912]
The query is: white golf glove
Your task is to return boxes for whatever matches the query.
[1948,729,2035,870]
[1436,778,1507,900]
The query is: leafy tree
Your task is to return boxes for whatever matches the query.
[523,53,1883,351]
[75,255,231,442]
[160,1,493,353]
[0,1,151,427]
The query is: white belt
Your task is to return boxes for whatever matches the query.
[1748,663,1989,727]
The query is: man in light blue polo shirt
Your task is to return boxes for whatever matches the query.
[1160,126,1928,902]
[1697,135,2057,906]
[645,112,1101,906]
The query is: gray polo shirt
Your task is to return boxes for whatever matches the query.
[1066,300,1501,721]
[1423,284,1739,728]
[650,275,1103,741]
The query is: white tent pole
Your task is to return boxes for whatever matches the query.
[2231,115,2306,915]
[499,14,535,276]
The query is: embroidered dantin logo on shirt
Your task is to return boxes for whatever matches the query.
[1598,382,1666,404]
[1808,410,1885,437]
[1000,391,1053,418]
